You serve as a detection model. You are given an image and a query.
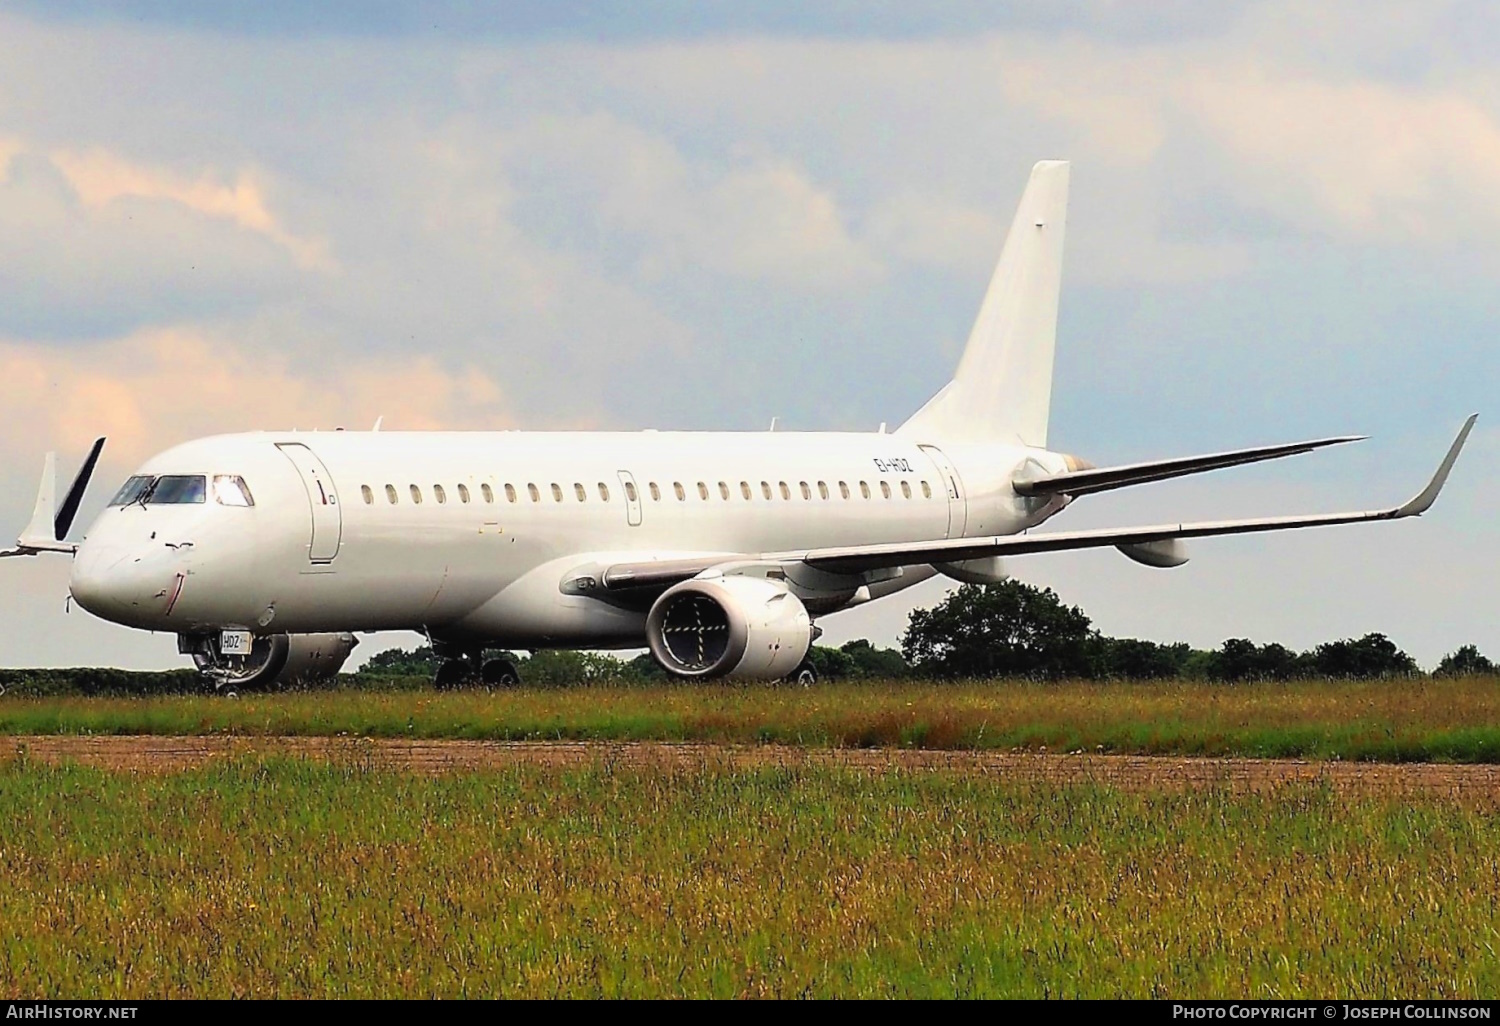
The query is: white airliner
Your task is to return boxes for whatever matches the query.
[1,161,1477,690]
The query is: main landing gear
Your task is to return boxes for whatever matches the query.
[790,659,818,687]
[432,653,522,690]
[433,659,472,690]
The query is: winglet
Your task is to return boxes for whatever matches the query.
[55,437,105,540]
[1395,414,1477,518]
[17,451,59,549]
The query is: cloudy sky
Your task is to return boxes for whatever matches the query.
[0,0,1495,669]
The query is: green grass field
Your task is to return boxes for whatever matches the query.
[3,676,1500,761]
[0,756,1495,998]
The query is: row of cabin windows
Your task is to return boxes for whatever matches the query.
[358,478,936,506]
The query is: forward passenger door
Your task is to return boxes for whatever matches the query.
[276,442,343,563]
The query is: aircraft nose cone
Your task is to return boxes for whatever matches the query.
[69,540,182,626]
[69,541,128,619]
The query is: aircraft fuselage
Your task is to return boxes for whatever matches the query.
[68,430,1065,648]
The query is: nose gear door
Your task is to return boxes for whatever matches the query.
[276,442,343,563]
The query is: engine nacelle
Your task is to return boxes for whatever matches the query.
[646,575,812,680]
[184,632,358,689]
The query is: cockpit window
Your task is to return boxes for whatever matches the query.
[148,475,207,504]
[213,475,255,507]
[108,474,207,506]
[108,476,154,507]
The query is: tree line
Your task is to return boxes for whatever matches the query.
[902,581,1493,681]
[358,580,1496,683]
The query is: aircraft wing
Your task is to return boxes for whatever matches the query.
[2,438,106,558]
[592,415,1474,590]
[1014,434,1364,498]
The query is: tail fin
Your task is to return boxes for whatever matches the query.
[897,160,1070,447]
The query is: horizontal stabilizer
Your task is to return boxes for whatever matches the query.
[1014,434,1364,498]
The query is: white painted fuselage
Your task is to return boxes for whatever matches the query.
[68,430,1067,648]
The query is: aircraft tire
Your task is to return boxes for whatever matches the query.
[791,662,818,688]
[480,659,521,688]
[433,659,475,691]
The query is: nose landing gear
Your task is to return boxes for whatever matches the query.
[180,631,358,694]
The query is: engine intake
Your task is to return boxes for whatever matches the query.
[646,576,811,680]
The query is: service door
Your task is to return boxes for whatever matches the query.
[617,470,642,526]
[276,442,343,562]
[918,444,968,538]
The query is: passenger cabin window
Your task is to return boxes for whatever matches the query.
[212,475,255,507]
[741,481,752,500]
[410,485,423,504]
[551,484,563,502]
[386,484,398,504]
[880,481,892,499]
[481,484,494,503]
[839,481,850,499]
[697,482,709,500]
[598,482,610,501]
[649,482,661,501]
[625,481,638,502]
[673,482,686,501]
[504,484,516,503]
[779,481,790,500]
[818,481,829,500]
[719,481,730,500]
[574,483,587,502]
[859,481,871,499]
[433,484,447,504]
[921,480,932,499]
[361,485,374,505]
[799,481,811,500]
[761,481,772,500]
[457,484,471,503]
[528,484,540,502]
[900,481,912,499]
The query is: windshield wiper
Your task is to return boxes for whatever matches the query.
[132,477,159,509]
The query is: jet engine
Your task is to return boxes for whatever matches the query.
[183,631,358,690]
[646,576,812,680]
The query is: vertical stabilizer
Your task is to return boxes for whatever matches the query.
[898,160,1069,447]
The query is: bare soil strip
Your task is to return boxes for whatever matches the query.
[5,735,1500,797]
